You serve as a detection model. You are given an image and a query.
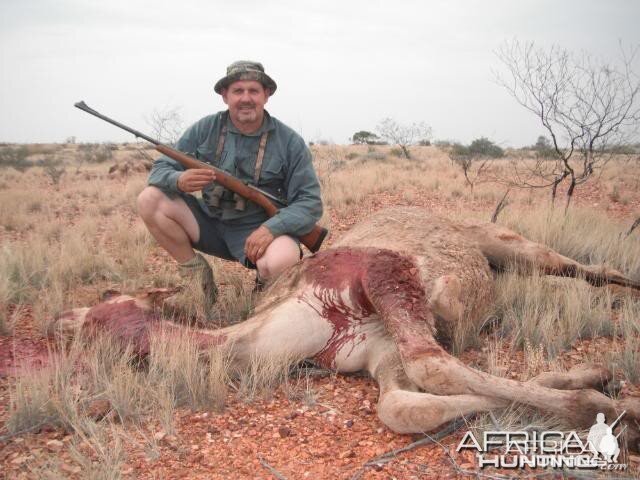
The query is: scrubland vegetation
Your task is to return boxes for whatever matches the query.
[1,141,639,476]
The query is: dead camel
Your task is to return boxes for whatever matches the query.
[57,207,640,450]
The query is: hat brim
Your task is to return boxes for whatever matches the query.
[214,71,277,95]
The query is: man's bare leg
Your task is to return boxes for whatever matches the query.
[137,186,200,263]
[256,235,300,280]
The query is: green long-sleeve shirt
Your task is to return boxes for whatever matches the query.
[148,110,323,237]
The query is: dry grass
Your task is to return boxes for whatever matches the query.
[491,269,614,358]
[606,298,640,383]
[7,344,83,434]
[234,350,302,402]
[68,421,125,480]
[500,207,640,281]
[147,329,231,413]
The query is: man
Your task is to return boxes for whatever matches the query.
[137,61,323,313]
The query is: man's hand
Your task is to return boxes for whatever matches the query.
[177,169,216,193]
[245,225,275,264]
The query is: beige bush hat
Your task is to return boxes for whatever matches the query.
[214,61,277,95]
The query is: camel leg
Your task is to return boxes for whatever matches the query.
[369,345,509,433]
[360,263,640,443]
[465,223,640,289]
[429,276,615,393]
[368,340,615,434]
[529,364,614,392]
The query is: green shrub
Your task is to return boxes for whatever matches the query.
[468,137,504,158]
[81,144,114,164]
[0,146,33,171]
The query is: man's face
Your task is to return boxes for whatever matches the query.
[222,80,270,130]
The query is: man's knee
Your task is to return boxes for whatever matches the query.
[137,186,165,220]
[256,235,300,279]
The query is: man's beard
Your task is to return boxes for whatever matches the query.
[237,104,257,123]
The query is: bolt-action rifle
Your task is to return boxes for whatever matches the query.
[74,101,328,252]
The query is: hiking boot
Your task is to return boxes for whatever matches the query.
[164,253,219,323]
[253,273,267,294]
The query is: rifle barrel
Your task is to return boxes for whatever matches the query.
[74,101,159,145]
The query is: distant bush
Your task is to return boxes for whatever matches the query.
[44,163,66,187]
[351,131,381,145]
[80,144,114,164]
[607,144,638,155]
[390,147,404,157]
[0,146,34,172]
[26,144,60,156]
[532,135,556,159]
[418,139,431,146]
[345,152,359,160]
[365,150,387,161]
[434,139,457,149]
[468,137,504,158]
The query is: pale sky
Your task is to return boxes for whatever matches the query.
[1,0,639,146]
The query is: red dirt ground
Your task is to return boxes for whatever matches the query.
[1,171,640,479]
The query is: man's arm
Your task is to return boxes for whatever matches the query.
[147,116,215,192]
[262,136,323,238]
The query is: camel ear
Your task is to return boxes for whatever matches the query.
[136,287,182,308]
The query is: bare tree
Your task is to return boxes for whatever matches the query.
[147,106,184,145]
[376,118,431,160]
[135,106,185,163]
[448,138,502,193]
[496,40,640,211]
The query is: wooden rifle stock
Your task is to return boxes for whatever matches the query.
[74,101,328,252]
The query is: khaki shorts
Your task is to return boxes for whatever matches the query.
[182,194,300,269]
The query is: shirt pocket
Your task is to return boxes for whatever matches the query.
[258,162,285,198]
[195,145,218,165]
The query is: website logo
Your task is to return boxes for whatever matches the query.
[457,411,628,471]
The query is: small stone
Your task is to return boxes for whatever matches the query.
[344,419,354,428]
[85,399,112,420]
[46,439,64,451]
[278,426,292,438]
[153,431,166,441]
[60,463,82,474]
[339,450,355,459]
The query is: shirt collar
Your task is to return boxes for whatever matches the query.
[225,109,275,137]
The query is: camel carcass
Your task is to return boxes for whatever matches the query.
[56,207,640,450]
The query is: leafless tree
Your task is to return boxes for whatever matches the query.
[449,152,491,194]
[448,138,503,193]
[136,106,185,162]
[496,40,640,211]
[147,106,184,145]
[376,118,431,160]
